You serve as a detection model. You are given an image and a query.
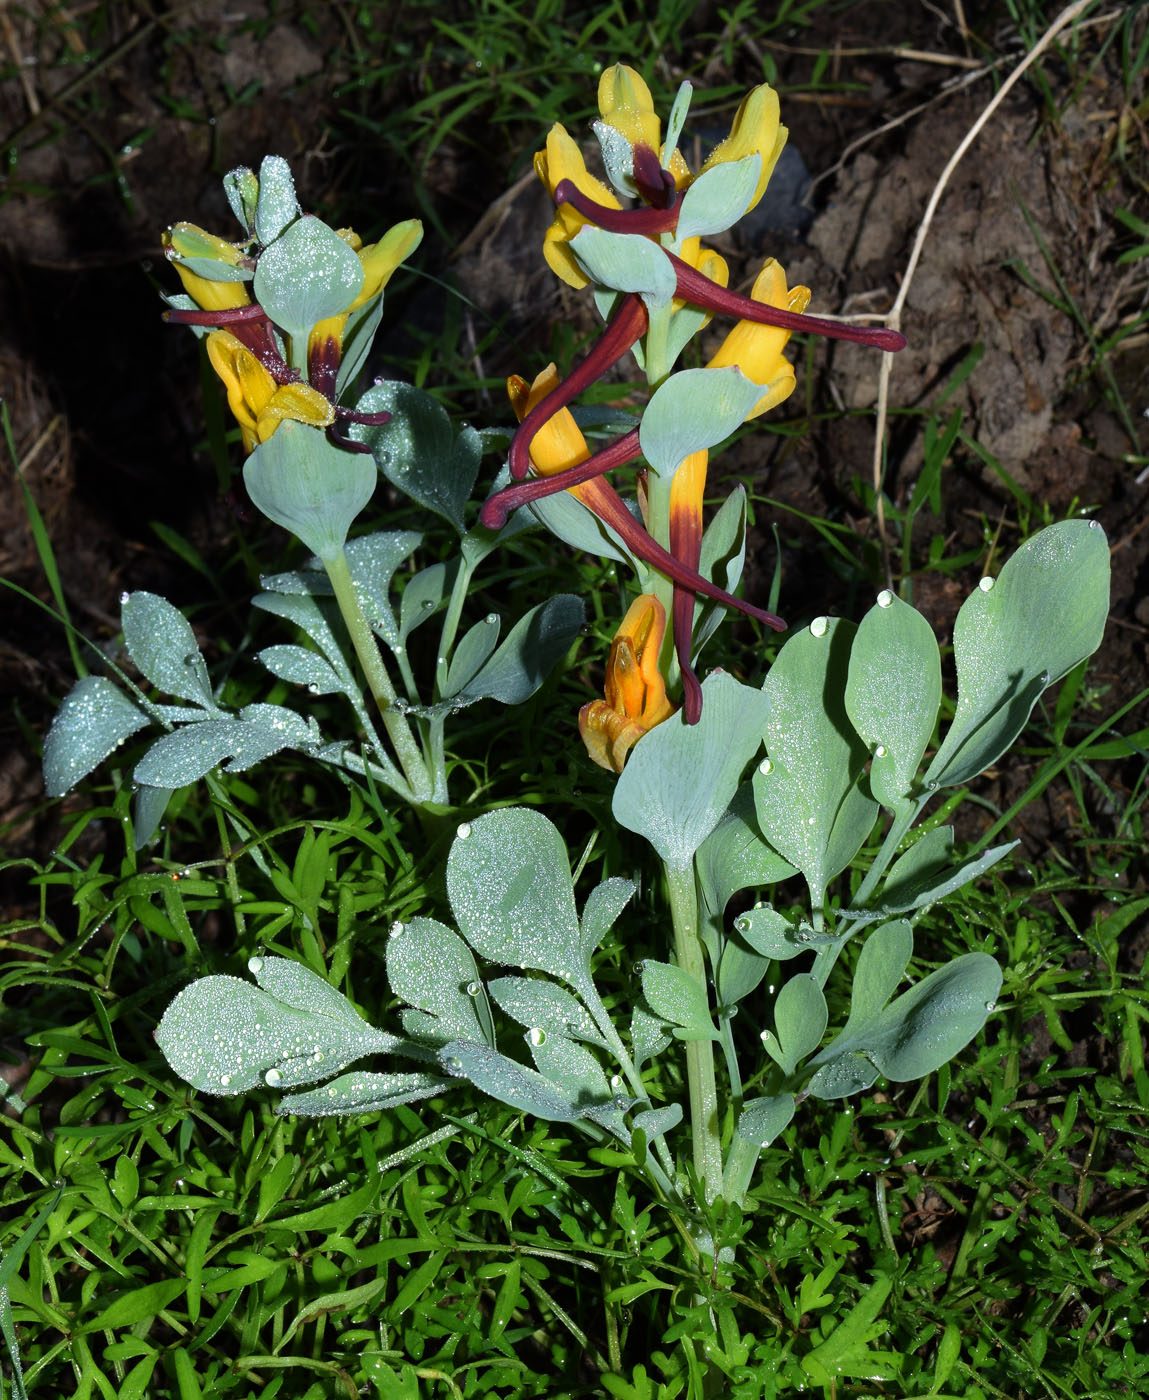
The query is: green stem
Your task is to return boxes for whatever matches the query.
[323,549,430,803]
[665,859,723,1205]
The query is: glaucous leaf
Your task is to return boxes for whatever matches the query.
[807,952,1002,1093]
[640,961,717,1042]
[386,917,493,1047]
[156,955,396,1095]
[716,936,770,1007]
[43,677,151,797]
[254,215,364,343]
[278,1070,454,1117]
[488,977,607,1049]
[253,591,356,688]
[223,166,259,235]
[447,808,582,981]
[760,973,827,1076]
[527,482,634,565]
[343,530,423,648]
[132,783,173,850]
[730,904,807,961]
[444,614,501,697]
[926,521,1109,788]
[754,619,879,905]
[351,382,479,533]
[631,1004,672,1074]
[569,225,677,303]
[441,1040,582,1122]
[453,595,584,706]
[253,154,299,244]
[614,672,771,869]
[245,422,376,562]
[527,1030,612,1108]
[122,592,216,709]
[737,1093,796,1148]
[879,839,1018,915]
[844,591,941,809]
[133,704,320,788]
[696,783,797,924]
[640,367,765,479]
[258,645,347,697]
[676,154,762,241]
[580,877,635,959]
[399,561,454,641]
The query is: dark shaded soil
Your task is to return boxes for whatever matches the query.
[1,0,1146,886]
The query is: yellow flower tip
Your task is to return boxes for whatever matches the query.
[706,257,810,417]
[162,222,251,312]
[580,594,676,772]
[352,218,423,309]
[335,227,363,251]
[535,124,620,288]
[206,330,333,452]
[700,84,787,209]
[507,365,590,476]
[596,64,660,152]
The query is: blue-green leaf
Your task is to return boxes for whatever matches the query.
[122,591,216,708]
[43,676,151,796]
[254,215,363,342]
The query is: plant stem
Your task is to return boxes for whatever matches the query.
[664,858,723,1205]
[323,549,430,803]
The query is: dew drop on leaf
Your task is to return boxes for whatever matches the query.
[810,616,828,638]
[526,1027,546,1047]
[265,1068,282,1087]
[465,980,482,997]
[759,758,773,776]
[978,576,995,592]
[248,957,264,975]
[388,921,405,939]
[456,822,472,839]
[876,590,894,608]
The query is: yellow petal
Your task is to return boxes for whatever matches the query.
[596,64,661,152]
[507,366,590,476]
[206,331,275,439]
[351,218,423,310]
[580,593,675,772]
[706,259,810,417]
[698,85,788,211]
[255,383,336,442]
[163,223,250,312]
[668,450,708,545]
[535,124,620,289]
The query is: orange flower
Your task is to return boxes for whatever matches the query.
[580,594,676,772]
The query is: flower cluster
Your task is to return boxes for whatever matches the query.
[482,65,904,767]
[163,157,421,454]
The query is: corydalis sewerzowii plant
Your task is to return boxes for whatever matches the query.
[482,64,905,753]
[156,522,1111,1230]
[147,69,1112,1262]
[41,156,587,826]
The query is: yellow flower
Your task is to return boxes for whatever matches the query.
[706,258,810,417]
[595,65,690,186]
[507,364,589,475]
[579,594,676,772]
[535,125,623,289]
[162,222,250,313]
[206,331,334,453]
[694,84,787,212]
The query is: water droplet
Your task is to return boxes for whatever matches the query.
[978,576,995,592]
[609,1074,622,1090]
[465,980,482,997]
[484,612,498,625]
[1039,671,1050,686]
[446,1057,463,1074]
[265,1068,282,1087]
[219,1074,231,1087]
[307,683,320,694]
[807,814,817,825]
[421,598,435,611]
[526,1027,546,1047]
[758,758,773,776]
[727,1005,738,1019]
[927,780,938,791]
[456,822,472,840]
[810,615,829,638]
[389,920,405,939]
[874,744,887,758]
[876,589,894,608]
[634,960,646,977]
[248,956,264,975]
[120,591,130,605]
[735,916,749,933]
[985,1000,997,1012]
[1089,519,1100,529]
